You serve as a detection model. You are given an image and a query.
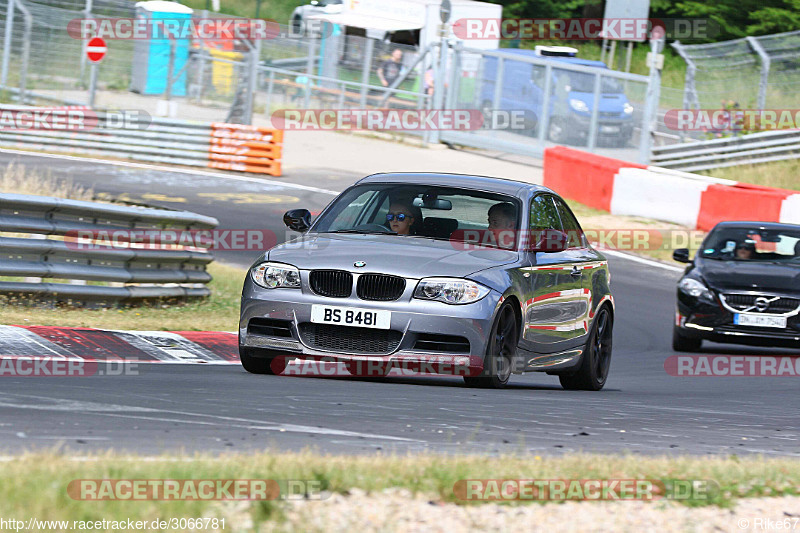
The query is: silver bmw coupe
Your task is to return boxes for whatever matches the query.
[239,173,614,390]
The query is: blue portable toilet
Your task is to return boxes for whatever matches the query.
[130,1,193,96]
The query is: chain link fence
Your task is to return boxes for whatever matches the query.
[0,0,674,164]
[672,30,800,140]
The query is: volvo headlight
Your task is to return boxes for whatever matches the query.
[251,262,301,289]
[623,102,634,115]
[678,277,714,302]
[413,278,490,305]
[569,98,589,113]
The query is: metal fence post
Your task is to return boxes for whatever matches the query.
[746,36,770,110]
[265,68,274,115]
[536,64,552,143]
[16,0,31,103]
[243,38,261,124]
[359,37,374,107]
[429,31,449,144]
[304,36,315,109]
[586,72,601,151]
[1,0,15,87]
[79,0,93,82]
[164,38,176,101]
[88,62,98,107]
[489,54,503,139]
[638,34,665,165]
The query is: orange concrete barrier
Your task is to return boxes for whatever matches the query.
[543,146,645,212]
[208,123,283,176]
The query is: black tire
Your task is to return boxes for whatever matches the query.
[464,303,518,389]
[672,327,702,352]
[239,347,286,375]
[559,306,613,391]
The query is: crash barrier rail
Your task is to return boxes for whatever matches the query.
[650,130,800,172]
[0,193,219,305]
[544,146,800,231]
[0,106,284,176]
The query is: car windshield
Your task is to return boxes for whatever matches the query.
[561,70,623,94]
[700,227,800,262]
[311,183,521,249]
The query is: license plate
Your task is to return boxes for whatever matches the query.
[600,125,620,133]
[311,305,391,329]
[734,314,787,328]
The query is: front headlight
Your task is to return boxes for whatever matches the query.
[623,102,634,115]
[251,262,301,289]
[569,98,589,113]
[413,278,490,305]
[678,277,714,302]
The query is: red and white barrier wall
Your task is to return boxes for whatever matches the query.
[544,146,800,231]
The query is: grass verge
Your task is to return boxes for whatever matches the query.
[0,162,93,200]
[0,262,244,331]
[0,451,799,529]
[701,159,800,192]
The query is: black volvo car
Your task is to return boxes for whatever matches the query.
[672,221,800,351]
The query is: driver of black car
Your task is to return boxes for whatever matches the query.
[734,240,756,260]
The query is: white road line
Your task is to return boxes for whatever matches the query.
[602,249,685,273]
[0,147,340,195]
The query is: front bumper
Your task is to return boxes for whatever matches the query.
[239,280,503,373]
[566,113,633,140]
[676,297,800,348]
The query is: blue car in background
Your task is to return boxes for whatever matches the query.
[480,48,635,147]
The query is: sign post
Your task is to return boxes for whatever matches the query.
[86,36,106,108]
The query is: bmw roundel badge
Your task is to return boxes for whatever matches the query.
[354,261,366,268]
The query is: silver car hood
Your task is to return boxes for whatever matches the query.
[266,233,519,278]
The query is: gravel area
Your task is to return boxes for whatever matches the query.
[268,489,800,532]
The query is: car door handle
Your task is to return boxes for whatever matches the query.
[570,267,582,278]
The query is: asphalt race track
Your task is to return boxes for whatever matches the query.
[1,150,799,456]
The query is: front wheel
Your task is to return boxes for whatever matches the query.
[672,327,702,352]
[464,302,518,389]
[559,306,613,391]
[239,347,286,375]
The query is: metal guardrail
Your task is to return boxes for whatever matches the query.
[651,130,800,172]
[0,193,219,305]
[0,106,284,176]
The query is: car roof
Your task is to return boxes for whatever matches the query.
[356,172,553,197]
[712,221,800,231]
[491,49,608,69]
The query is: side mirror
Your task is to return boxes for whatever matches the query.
[284,209,311,232]
[673,248,691,263]
[530,229,568,253]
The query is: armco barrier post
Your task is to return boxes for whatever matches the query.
[638,31,665,165]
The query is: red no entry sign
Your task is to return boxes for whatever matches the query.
[86,37,106,63]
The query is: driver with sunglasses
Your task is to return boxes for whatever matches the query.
[386,201,421,235]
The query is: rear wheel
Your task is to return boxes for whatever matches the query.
[464,303,518,389]
[672,327,702,352]
[239,347,286,375]
[559,306,613,391]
